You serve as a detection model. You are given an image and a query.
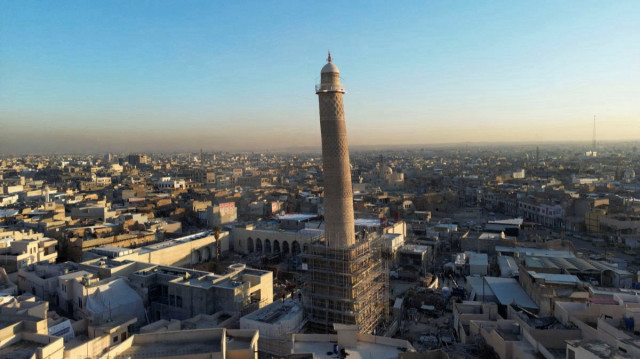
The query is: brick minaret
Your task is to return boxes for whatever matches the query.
[316,52,355,249]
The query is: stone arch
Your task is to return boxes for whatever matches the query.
[247,237,254,253]
[292,241,301,255]
[255,238,262,253]
[273,240,280,254]
[265,239,272,254]
[282,241,290,255]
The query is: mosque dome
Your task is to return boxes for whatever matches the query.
[321,62,339,73]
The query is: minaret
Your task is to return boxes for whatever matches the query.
[316,52,355,248]
[304,53,384,334]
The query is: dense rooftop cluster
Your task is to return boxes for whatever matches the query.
[0,142,639,358]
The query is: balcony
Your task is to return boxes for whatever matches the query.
[315,84,346,93]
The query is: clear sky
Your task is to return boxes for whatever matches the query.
[1,1,638,153]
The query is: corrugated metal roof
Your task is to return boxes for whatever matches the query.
[528,271,582,285]
[466,276,495,299]
[524,257,546,268]
[468,252,488,265]
[484,277,539,310]
[495,246,575,258]
[548,257,578,271]
[565,257,599,272]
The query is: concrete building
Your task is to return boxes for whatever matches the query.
[127,154,149,165]
[85,230,230,268]
[155,177,186,190]
[396,244,432,274]
[67,230,156,262]
[128,263,273,322]
[290,324,415,359]
[0,321,64,359]
[518,269,588,315]
[452,301,499,344]
[70,205,116,221]
[555,290,640,358]
[17,262,80,305]
[240,298,305,356]
[466,277,538,317]
[232,221,322,256]
[566,339,633,359]
[518,200,564,228]
[102,328,258,359]
[0,237,57,273]
[140,311,239,333]
[205,202,237,226]
[468,252,489,276]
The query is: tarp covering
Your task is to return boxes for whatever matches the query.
[85,278,145,325]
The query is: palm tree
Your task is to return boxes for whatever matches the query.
[213,225,222,261]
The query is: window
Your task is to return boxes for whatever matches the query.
[113,336,119,343]
[176,296,183,308]
[78,298,82,309]
[567,348,575,359]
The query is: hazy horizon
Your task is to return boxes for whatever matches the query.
[1,1,639,153]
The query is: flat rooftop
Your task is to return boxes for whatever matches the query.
[488,218,524,226]
[294,339,405,359]
[567,339,632,359]
[58,270,93,281]
[113,341,221,358]
[276,213,319,222]
[0,340,42,359]
[495,246,575,258]
[243,299,301,325]
[528,271,582,285]
[398,244,430,254]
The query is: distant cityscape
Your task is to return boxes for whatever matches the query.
[2,106,640,359]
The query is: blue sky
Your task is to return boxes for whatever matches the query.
[1,1,638,153]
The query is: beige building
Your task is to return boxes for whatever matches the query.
[555,291,640,358]
[102,328,258,359]
[0,237,57,273]
[127,262,273,322]
[206,202,237,226]
[452,301,499,344]
[70,205,116,221]
[291,324,415,359]
[85,230,230,267]
[0,294,64,359]
[0,321,64,359]
[233,223,322,256]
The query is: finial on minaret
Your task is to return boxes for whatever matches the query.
[327,51,332,63]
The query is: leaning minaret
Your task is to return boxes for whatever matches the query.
[316,52,355,248]
[305,53,384,334]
